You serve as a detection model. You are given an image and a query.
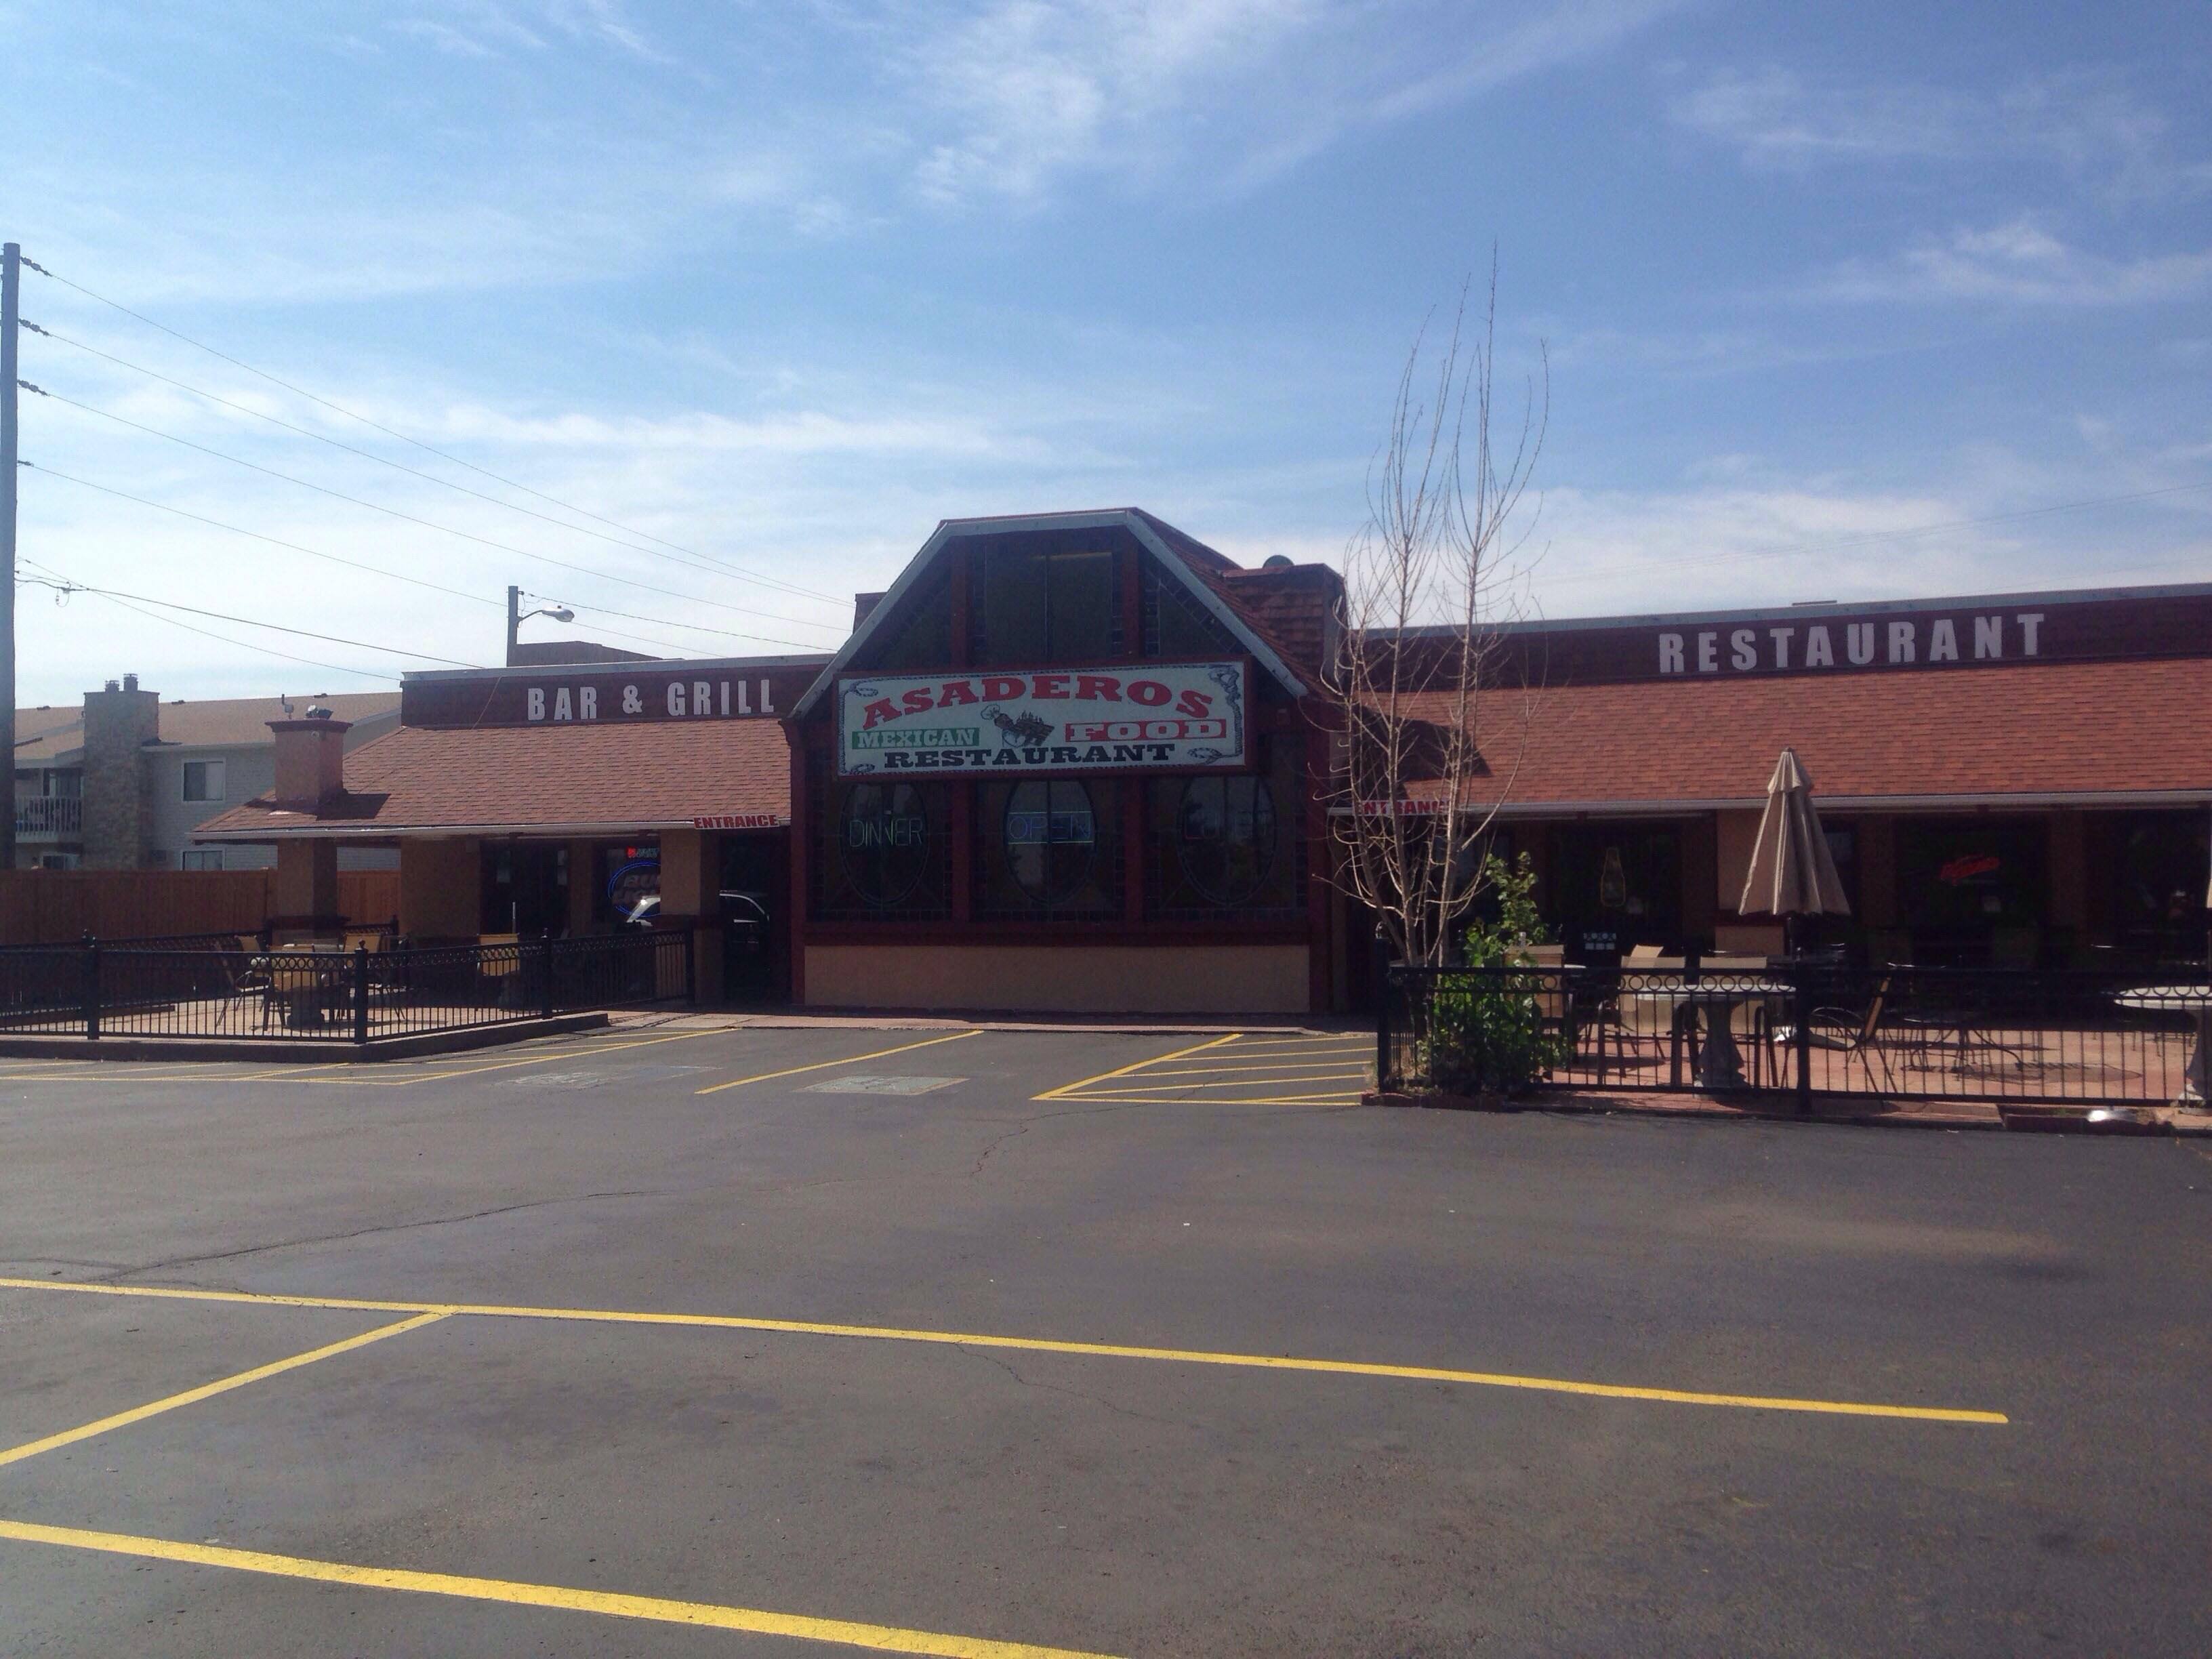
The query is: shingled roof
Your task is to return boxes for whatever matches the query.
[193,720,791,840]
[1391,656,2212,811]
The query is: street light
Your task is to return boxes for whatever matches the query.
[506,586,576,661]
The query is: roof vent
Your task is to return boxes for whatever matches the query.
[1263,554,1294,571]
[122,674,139,691]
[104,679,120,693]
[305,705,334,720]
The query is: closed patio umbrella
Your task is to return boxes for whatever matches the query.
[1738,747,1851,954]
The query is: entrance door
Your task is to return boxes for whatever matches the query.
[718,834,790,1003]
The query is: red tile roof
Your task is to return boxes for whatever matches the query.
[1394,657,2212,808]
[194,720,791,839]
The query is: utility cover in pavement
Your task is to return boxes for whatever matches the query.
[800,1075,965,1095]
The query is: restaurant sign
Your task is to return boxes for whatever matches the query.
[836,662,1248,777]
[400,664,823,729]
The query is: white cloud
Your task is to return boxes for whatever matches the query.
[886,0,1686,206]
[1670,65,2209,204]
[1821,218,2212,306]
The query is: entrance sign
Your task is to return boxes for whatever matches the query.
[836,662,1248,778]
[693,813,787,830]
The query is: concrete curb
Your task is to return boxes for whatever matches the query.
[0,1012,609,1065]
[1364,1089,2212,1135]
[1364,1089,2001,1131]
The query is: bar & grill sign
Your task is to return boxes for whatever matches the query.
[836,662,1248,777]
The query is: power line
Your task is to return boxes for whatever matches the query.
[20,318,854,616]
[22,384,840,644]
[13,562,483,667]
[18,461,822,657]
[22,257,844,604]
[24,572,402,686]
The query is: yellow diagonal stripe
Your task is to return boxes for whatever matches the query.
[697,1031,980,1094]
[0,1277,2005,1425]
[0,1520,1117,1658]
[0,1312,446,1469]
[1032,1033,1240,1100]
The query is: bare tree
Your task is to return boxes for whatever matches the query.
[1325,266,1548,968]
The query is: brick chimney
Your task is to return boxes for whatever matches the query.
[80,673,161,869]
[266,707,351,939]
[268,707,352,808]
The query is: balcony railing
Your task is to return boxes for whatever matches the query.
[14,796,83,838]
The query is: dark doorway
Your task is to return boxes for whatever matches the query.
[480,841,568,936]
[1545,821,1683,964]
[718,833,790,1004]
[1897,817,2049,965]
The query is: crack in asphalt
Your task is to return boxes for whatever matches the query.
[75,1189,674,1286]
[956,1345,1207,1434]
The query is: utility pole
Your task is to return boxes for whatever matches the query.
[506,583,520,666]
[2,241,20,872]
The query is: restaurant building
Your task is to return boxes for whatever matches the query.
[193,510,2212,1012]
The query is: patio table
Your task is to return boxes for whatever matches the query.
[1628,982,1791,1091]
[2111,985,2212,1104]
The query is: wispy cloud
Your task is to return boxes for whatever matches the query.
[1670,65,2210,203]
[1820,218,2212,306]
[887,0,1685,206]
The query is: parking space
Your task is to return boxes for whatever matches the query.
[1,1025,2207,1654]
[1035,1030,1372,1109]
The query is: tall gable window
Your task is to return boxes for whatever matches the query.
[1141,558,1242,659]
[869,562,953,674]
[972,541,1118,665]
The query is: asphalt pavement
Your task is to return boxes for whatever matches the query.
[0,1023,2205,1656]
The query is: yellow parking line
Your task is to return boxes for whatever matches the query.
[696,1030,981,1095]
[1079,1072,1370,1093]
[1049,1093,1361,1108]
[1031,1033,1241,1101]
[0,1520,1115,1658]
[0,1277,2006,1424]
[1115,1059,1373,1077]
[0,1313,445,1471]
[291,1028,722,1087]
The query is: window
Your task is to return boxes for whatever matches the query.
[973,541,1117,664]
[182,759,226,803]
[180,850,223,871]
[978,779,1122,918]
[869,561,953,673]
[1141,555,1241,659]
[1176,775,1277,905]
[1147,743,1303,919]
[815,781,951,920]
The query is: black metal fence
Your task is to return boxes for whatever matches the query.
[0,930,693,1045]
[1379,959,2211,1109]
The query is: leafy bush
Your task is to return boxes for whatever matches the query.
[1417,853,1568,1095]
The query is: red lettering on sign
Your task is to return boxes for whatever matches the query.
[1074,675,1122,701]
[901,688,935,715]
[937,680,979,706]
[1175,689,1212,718]
[981,676,1025,701]
[860,698,899,731]
[1031,674,1071,699]
[1128,680,1170,707]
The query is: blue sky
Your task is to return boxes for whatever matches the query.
[5,0,2208,701]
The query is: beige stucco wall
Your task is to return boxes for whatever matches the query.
[804,943,1311,1015]
[398,837,480,939]
[1715,807,1763,912]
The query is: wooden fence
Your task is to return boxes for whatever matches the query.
[0,869,401,944]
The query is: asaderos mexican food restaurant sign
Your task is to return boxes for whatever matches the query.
[836,662,1248,777]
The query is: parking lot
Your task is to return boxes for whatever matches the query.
[1,1021,2207,1656]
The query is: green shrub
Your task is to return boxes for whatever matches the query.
[1417,853,1568,1095]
